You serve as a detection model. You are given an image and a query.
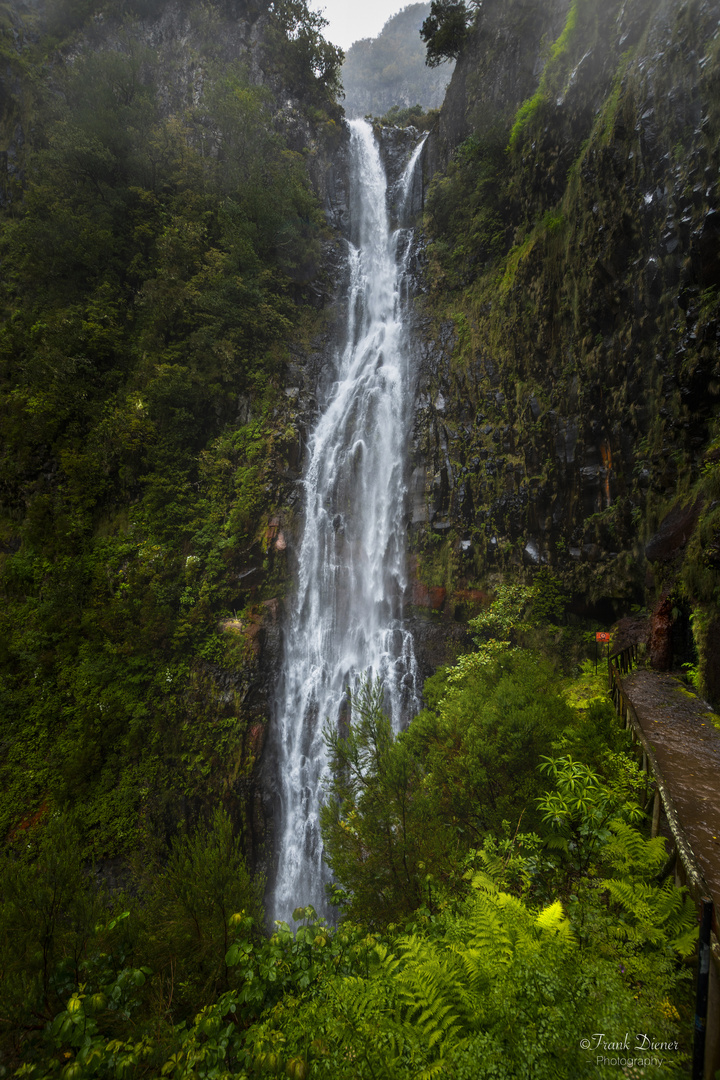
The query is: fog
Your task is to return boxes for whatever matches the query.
[309,0,409,50]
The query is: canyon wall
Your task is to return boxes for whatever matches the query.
[409,0,720,700]
[3,0,720,874]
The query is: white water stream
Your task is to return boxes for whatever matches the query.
[270,120,424,923]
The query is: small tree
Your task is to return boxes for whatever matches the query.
[421,0,477,67]
[0,816,109,1063]
[140,806,264,1015]
[321,679,439,926]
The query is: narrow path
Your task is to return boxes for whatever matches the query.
[622,670,720,907]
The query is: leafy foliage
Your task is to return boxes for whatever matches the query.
[0,817,111,1052]
[0,0,704,1072]
[420,0,478,68]
[138,807,265,1015]
[249,870,689,1078]
[321,635,646,929]
[0,0,338,859]
[0,666,694,1076]
[321,680,436,926]
[377,103,440,132]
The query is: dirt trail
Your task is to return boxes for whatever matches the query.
[623,670,720,906]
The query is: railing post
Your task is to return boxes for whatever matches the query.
[705,940,720,1080]
[693,898,714,1080]
[652,789,661,838]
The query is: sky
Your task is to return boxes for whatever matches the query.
[308,0,409,51]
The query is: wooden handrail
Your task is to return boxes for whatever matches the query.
[607,641,638,686]
[609,667,713,913]
[607,658,718,1079]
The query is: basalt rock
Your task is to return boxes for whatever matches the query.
[645,497,704,564]
[649,594,675,671]
[407,0,720,688]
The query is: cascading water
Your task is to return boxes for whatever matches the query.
[270,120,425,924]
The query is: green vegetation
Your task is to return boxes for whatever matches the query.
[507,0,584,151]
[323,654,592,925]
[1,634,694,1076]
[420,0,478,68]
[424,127,510,287]
[376,103,440,131]
[0,0,341,857]
[678,423,720,699]
[415,0,720,711]
[1,0,715,1072]
[508,91,544,151]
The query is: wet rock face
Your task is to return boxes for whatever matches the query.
[377,125,428,226]
[408,0,720,644]
[649,595,674,671]
[427,0,571,172]
[645,497,704,564]
[406,611,473,683]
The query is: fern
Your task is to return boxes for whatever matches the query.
[465,898,514,964]
[244,762,690,1077]
[605,819,667,877]
[475,847,505,883]
[534,900,575,945]
[394,941,471,1048]
[446,944,490,996]
[418,1062,454,1080]
[602,875,697,956]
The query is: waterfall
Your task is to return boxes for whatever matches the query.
[270,120,425,924]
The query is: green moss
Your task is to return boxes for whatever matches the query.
[703,711,720,732]
[542,209,566,234]
[508,91,544,151]
[415,533,455,591]
[508,0,591,153]
[498,235,536,295]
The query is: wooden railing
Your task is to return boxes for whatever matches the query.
[607,647,719,1080]
[607,641,637,687]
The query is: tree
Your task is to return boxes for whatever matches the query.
[321,679,440,925]
[140,806,264,1015]
[420,0,476,67]
[0,816,110,1063]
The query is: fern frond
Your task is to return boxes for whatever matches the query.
[534,900,575,945]
[478,848,505,882]
[652,880,685,925]
[670,921,699,958]
[371,942,403,975]
[396,982,463,1048]
[447,944,490,994]
[419,1058,457,1080]
[335,974,390,1020]
[469,870,498,892]
[606,820,667,876]
[545,835,569,853]
[603,876,647,911]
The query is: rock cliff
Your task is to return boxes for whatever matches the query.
[4,0,720,876]
[410,0,720,701]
